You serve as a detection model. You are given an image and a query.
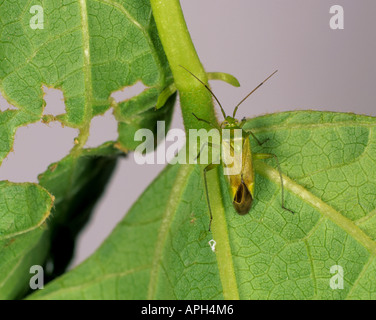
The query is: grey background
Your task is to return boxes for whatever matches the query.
[0,0,375,268]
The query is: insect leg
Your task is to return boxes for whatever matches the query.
[196,140,221,230]
[195,141,220,161]
[254,152,294,214]
[244,130,270,146]
[203,163,220,231]
[239,117,247,127]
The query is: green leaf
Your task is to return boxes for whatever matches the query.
[156,83,177,110]
[0,0,172,153]
[0,142,121,299]
[28,111,376,300]
[0,182,52,241]
[116,90,176,151]
[0,182,53,299]
[0,0,172,298]
[38,141,122,280]
[0,0,174,300]
[0,110,36,165]
[207,72,240,87]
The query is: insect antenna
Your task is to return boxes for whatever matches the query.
[232,70,278,118]
[179,65,227,119]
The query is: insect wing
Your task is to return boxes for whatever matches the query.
[222,129,254,214]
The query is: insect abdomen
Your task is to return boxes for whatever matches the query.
[233,181,253,214]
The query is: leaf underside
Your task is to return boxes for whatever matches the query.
[29,111,376,300]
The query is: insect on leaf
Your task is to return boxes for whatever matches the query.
[29,111,376,300]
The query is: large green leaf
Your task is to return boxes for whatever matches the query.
[29,111,376,300]
[0,0,173,160]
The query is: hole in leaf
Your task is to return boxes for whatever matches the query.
[0,92,18,111]
[42,86,66,116]
[110,81,147,103]
[0,122,78,183]
[85,109,118,148]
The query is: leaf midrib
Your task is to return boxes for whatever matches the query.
[147,163,240,300]
[256,161,376,256]
[209,167,240,300]
[255,160,376,298]
[147,164,194,299]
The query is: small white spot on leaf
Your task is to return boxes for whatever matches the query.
[209,239,216,252]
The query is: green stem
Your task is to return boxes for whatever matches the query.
[71,127,90,156]
[150,0,217,131]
